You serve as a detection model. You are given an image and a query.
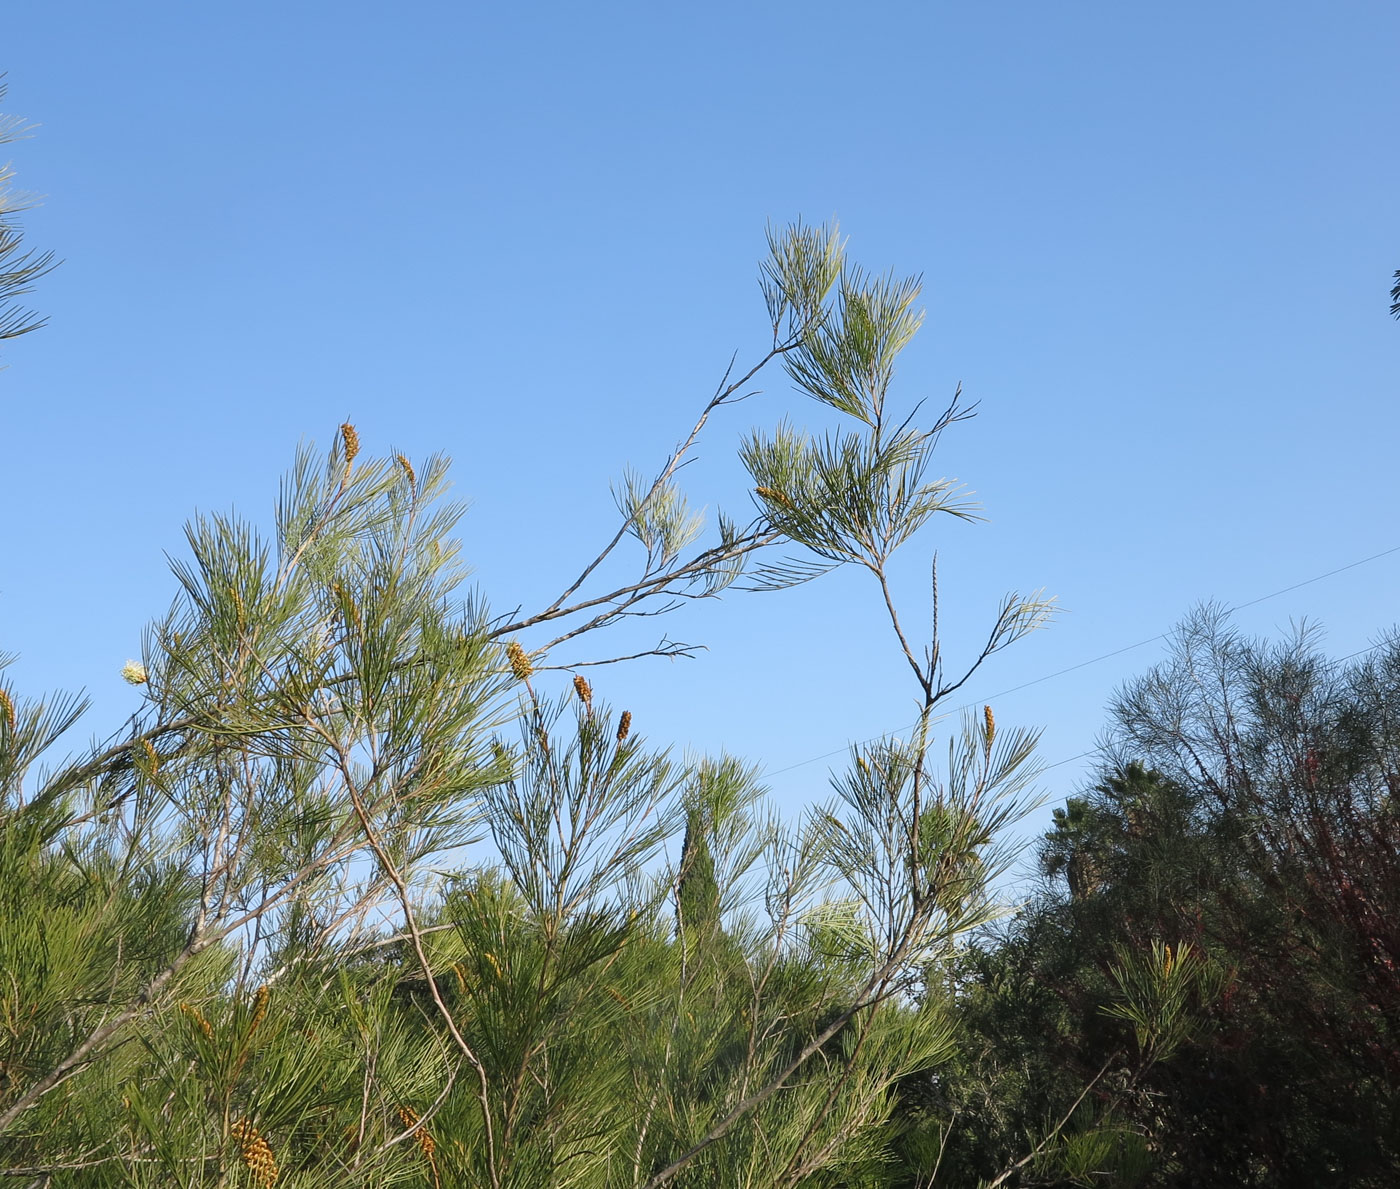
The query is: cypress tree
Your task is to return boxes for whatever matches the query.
[677,805,721,946]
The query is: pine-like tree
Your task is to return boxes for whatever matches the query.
[1,223,1057,1187]
[677,806,721,948]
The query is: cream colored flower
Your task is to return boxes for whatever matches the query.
[120,660,148,685]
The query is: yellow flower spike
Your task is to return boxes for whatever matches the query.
[179,1001,214,1041]
[754,485,794,510]
[573,673,593,710]
[330,582,362,631]
[398,1106,437,1159]
[485,951,503,978]
[0,688,14,733]
[230,1119,279,1187]
[121,660,148,685]
[984,705,995,748]
[506,641,533,681]
[396,453,416,486]
[339,423,359,467]
[249,985,269,1035]
[616,710,632,744]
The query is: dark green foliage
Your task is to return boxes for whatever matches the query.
[677,806,721,947]
[931,610,1400,1187]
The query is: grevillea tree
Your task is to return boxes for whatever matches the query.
[0,224,1061,1187]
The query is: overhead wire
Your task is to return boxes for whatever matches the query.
[762,542,1400,780]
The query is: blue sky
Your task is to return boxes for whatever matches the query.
[3,3,1397,876]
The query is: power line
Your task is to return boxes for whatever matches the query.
[1032,637,1392,777]
[1229,544,1400,611]
[763,543,1400,780]
[1040,749,1096,774]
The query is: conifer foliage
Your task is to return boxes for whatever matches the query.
[0,225,1062,1186]
[0,79,55,349]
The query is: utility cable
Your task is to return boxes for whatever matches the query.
[763,543,1400,779]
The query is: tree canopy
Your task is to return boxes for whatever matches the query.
[0,223,1075,1187]
[935,609,1400,1186]
[5,76,1397,1180]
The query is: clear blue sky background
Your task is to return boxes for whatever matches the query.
[4,3,1397,882]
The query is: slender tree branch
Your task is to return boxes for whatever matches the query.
[539,343,797,621]
[981,1054,1120,1189]
[330,739,502,1189]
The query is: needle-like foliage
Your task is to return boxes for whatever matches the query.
[0,224,1058,1187]
[0,79,55,350]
